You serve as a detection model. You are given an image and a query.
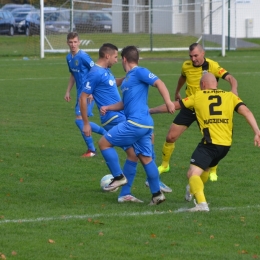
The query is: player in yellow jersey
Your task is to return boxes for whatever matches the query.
[158,43,238,182]
[150,73,260,211]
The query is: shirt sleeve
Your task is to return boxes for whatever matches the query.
[136,67,159,86]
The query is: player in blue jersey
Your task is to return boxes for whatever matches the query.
[80,43,142,203]
[98,45,175,205]
[64,32,106,157]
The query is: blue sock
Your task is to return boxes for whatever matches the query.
[75,119,95,152]
[101,148,122,177]
[90,122,107,135]
[144,160,160,194]
[145,144,156,183]
[119,160,137,197]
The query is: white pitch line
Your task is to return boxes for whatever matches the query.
[1,204,259,225]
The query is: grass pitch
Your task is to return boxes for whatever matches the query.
[1,49,260,260]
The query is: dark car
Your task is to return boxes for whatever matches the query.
[11,7,35,33]
[24,7,75,36]
[1,4,35,13]
[0,10,15,36]
[73,10,112,33]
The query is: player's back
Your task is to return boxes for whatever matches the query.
[192,89,243,146]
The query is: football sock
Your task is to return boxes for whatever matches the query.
[89,122,107,135]
[119,160,137,197]
[161,142,175,167]
[200,171,209,184]
[75,119,95,152]
[100,148,122,177]
[144,160,160,193]
[189,175,206,204]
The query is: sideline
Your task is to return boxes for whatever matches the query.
[1,205,260,225]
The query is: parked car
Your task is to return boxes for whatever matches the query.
[0,10,15,36]
[23,7,75,36]
[73,10,112,33]
[1,4,35,13]
[11,7,35,33]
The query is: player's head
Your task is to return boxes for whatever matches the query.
[200,72,218,90]
[189,43,205,67]
[121,46,139,72]
[67,32,80,55]
[99,43,118,68]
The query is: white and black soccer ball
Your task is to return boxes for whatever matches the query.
[100,174,118,192]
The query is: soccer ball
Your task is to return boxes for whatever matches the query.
[100,174,118,192]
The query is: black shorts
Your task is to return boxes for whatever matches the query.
[190,142,230,170]
[173,107,197,127]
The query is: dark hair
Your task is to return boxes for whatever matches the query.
[121,45,139,63]
[99,43,118,58]
[67,32,79,41]
[189,42,204,52]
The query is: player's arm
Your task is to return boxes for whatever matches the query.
[100,101,124,115]
[149,101,181,114]
[237,104,260,147]
[64,74,75,102]
[79,91,92,137]
[175,75,186,100]
[224,74,238,96]
[116,77,125,87]
[153,79,175,114]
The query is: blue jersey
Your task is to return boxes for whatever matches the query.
[82,65,125,127]
[66,50,94,99]
[121,66,158,127]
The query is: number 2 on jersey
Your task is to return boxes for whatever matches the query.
[208,95,222,115]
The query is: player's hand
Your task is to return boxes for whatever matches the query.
[82,124,92,137]
[64,92,71,102]
[175,93,181,101]
[254,132,260,147]
[100,106,108,116]
[166,101,175,114]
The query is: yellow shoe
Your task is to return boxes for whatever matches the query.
[158,165,170,174]
[209,172,218,181]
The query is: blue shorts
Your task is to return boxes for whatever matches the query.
[104,120,153,157]
[75,99,94,117]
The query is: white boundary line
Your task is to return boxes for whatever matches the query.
[1,205,259,225]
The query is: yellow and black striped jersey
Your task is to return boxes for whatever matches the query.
[180,89,244,146]
[181,58,229,97]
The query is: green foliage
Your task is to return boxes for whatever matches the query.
[1,50,260,259]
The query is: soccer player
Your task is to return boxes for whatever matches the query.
[80,43,172,203]
[158,43,238,181]
[150,72,260,211]
[98,45,175,205]
[65,32,106,157]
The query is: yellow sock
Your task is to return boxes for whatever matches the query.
[189,175,206,204]
[161,142,175,167]
[200,171,209,184]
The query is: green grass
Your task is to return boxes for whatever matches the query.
[1,48,260,259]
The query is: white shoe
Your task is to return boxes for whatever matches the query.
[145,180,172,193]
[103,174,127,191]
[118,195,143,203]
[149,192,166,205]
[187,199,209,212]
[185,184,193,202]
